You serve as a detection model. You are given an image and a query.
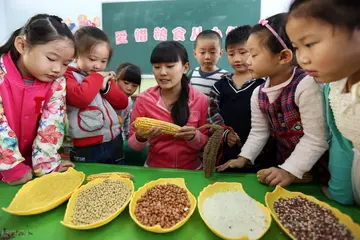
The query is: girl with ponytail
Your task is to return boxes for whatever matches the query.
[128,41,209,169]
[0,14,75,185]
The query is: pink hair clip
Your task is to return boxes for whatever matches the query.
[258,19,288,49]
[85,20,96,27]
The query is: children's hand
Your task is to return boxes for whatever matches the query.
[8,170,33,185]
[258,167,296,187]
[216,156,248,172]
[135,127,163,142]
[98,71,115,78]
[174,126,196,141]
[58,160,75,172]
[227,132,239,147]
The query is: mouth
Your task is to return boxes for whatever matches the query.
[304,70,318,77]
[159,79,171,84]
[234,64,245,68]
[46,75,58,80]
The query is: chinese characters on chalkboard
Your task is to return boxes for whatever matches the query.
[114,26,237,45]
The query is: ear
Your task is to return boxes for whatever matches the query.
[278,49,293,65]
[183,62,190,74]
[14,36,28,55]
[193,49,197,58]
[219,49,224,56]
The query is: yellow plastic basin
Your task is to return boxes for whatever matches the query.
[2,168,84,216]
[129,178,196,233]
[61,176,134,230]
[198,182,272,240]
[265,185,360,240]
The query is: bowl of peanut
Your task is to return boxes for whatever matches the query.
[129,178,196,233]
[61,175,134,230]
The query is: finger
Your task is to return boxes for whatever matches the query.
[269,176,282,187]
[216,161,231,172]
[259,168,272,182]
[264,171,277,185]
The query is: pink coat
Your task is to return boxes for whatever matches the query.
[128,85,208,169]
[0,52,65,182]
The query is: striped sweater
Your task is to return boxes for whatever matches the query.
[190,67,227,96]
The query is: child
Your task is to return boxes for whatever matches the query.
[115,62,141,140]
[208,26,271,172]
[128,41,208,169]
[286,0,360,205]
[190,30,227,96]
[217,13,329,187]
[0,14,75,185]
[65,26,128,164]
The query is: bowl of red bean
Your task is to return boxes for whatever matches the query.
[129,178,197,233]
[265,186,360,240]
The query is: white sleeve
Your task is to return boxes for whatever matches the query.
[239,86,270,163]
[279,76,329,178]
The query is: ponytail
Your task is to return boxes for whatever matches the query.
[0,14,74,62]
[171,74,190,126]
[0,28,22,61]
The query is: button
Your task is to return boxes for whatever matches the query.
[24,139,28,143]
[281,123,286,127]
[278,113,283,117]
[24,116,29,120]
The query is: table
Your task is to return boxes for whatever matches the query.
[1,163,359,240]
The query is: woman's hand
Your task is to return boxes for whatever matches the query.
[174,126,196,141]
[135,127,163,142]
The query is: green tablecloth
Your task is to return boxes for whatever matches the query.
[1,163,359,240]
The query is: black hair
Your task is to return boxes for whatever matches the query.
[288,0,360,30]
[194,30,222,49]
[116,62,142,85]
[0,14,75,62]
[250,13,294,54]
[225,25,251,50]
[150,41,190,127]
[74,26,112,61]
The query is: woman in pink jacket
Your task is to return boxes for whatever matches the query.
[128,41,208,169]
[0,14,75,185]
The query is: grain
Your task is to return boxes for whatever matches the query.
[274,196,354,240]
[71,180,131,225]
[201,191,268,239]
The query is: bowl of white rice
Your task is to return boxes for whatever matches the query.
[198,182,271,240]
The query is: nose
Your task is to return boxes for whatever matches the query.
[298,52,311,66]
[246,57,252,66]
[52,63,61,74]
[160,66,167,76]
[205,52,211,59]
[94,63,100,70]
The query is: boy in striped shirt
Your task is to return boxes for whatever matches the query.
[190,30,227,96]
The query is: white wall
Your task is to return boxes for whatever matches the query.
[0,0,7,45]
[1,0,291,42]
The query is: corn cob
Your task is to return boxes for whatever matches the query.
[198,124,225,178]
[86,172,134,182]
[134,117,181,135]
[256,170,313,184]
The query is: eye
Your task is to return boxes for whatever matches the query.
[47,57,55,62]
[166,65,175,68]
[153,65,160,69]
[305,42,316,48]
[101,60,107,63]
[89,58,96,61]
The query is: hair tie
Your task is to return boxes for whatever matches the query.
[258,19,288,49]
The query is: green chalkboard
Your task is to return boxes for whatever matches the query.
[102,0,260,74]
